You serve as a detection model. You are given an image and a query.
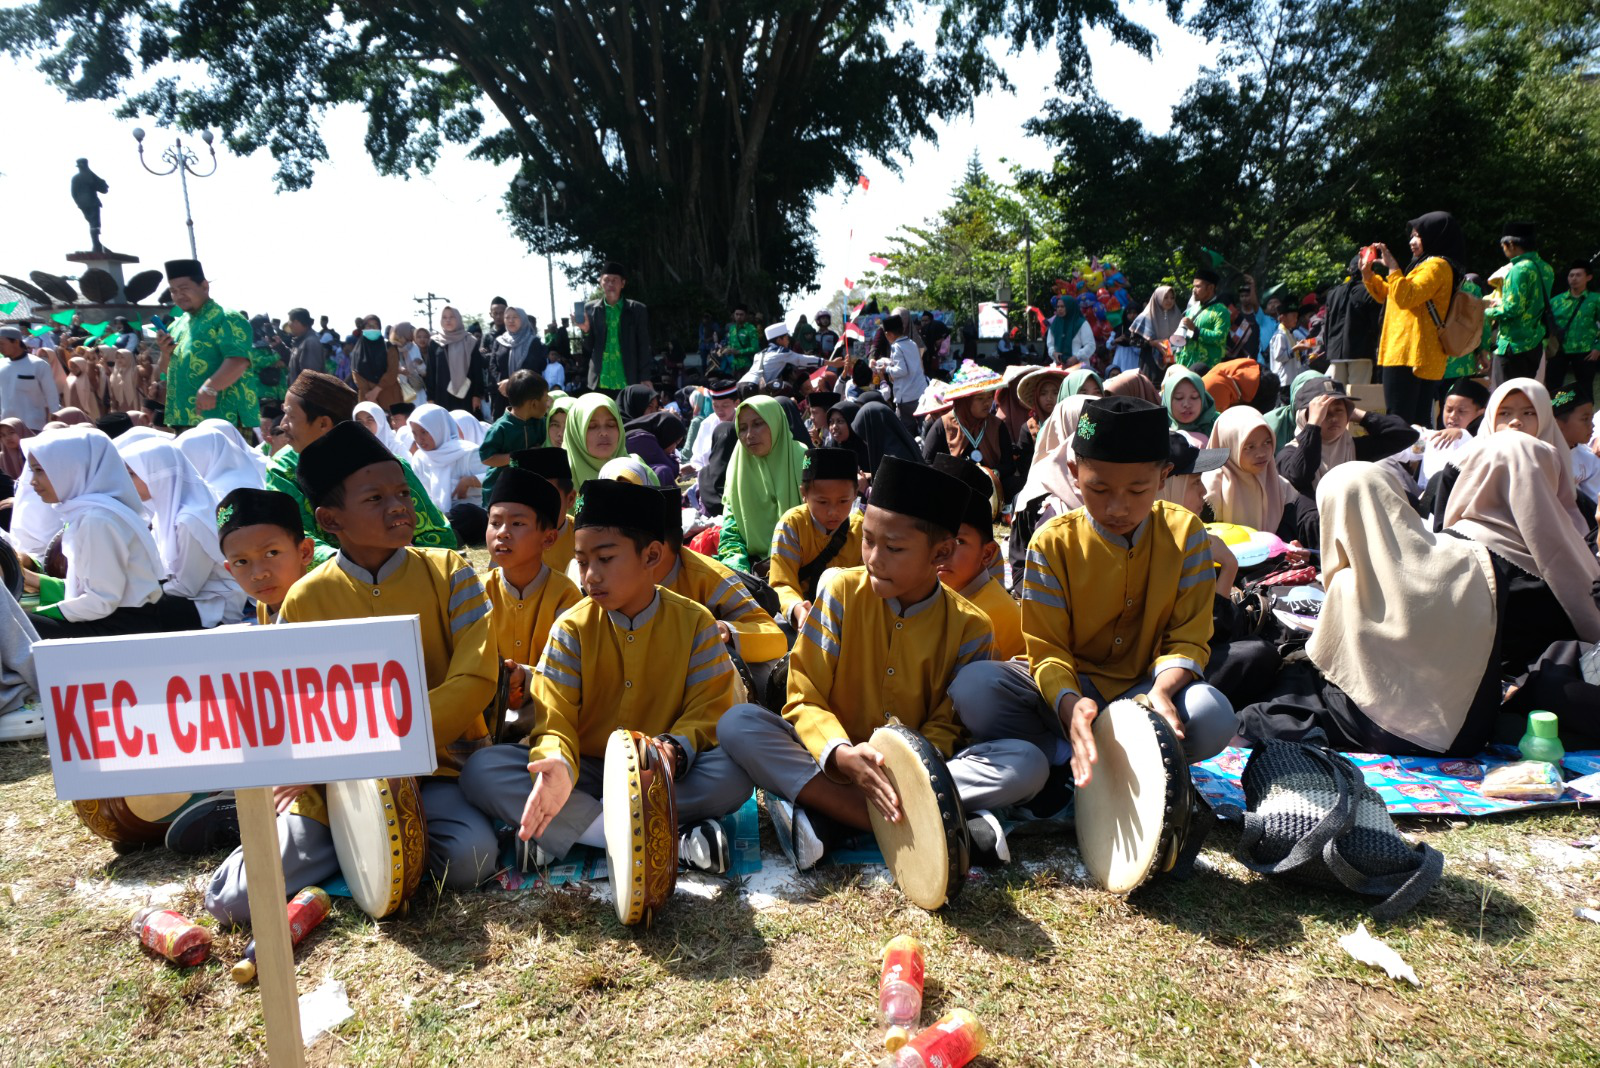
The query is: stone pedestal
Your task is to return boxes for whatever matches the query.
[65,250,140,305]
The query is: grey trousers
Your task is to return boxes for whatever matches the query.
[949,659,1237,765]
[458,743,754,861]
[204,779,498,926]
[717,703,1048,812]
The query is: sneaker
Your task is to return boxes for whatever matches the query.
[1022,761,1075,822]
[763,792,824,872]
[0,705,45,742]
[679,818,731,875]
[966,809,1011,866]
[164,794,240,855]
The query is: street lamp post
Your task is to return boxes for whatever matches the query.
[132,127,218,260]
[541,181,567,326]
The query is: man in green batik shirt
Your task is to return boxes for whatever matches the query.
[579,260,651,394]
[156,258,275,433]
[1178,268,1230,372]
[1484,220,1556,383]
[1548,260,1600,401]
[724,305,760,375]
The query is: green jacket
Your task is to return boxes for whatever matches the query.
[1551,290,1600,356]
[1486,252,1555,354]
[266,443,459,565]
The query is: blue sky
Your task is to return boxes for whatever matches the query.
[0,2,1207,333]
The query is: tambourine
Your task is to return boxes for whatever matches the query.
[73,793,200,846]
[327,776,429,919]
[866,721,970,910]
[603,729,679,926]
[1074,697,1203,894]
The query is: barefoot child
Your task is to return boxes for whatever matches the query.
[460,479,752,874]
[204,421,499,924]
[767,446,863,629]
[718,456,1047,870]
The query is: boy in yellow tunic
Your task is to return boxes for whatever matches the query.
[510,447,576,576]
[485,465,583,738]
[461,479,752,874]
[204,422,500,924]
[956,396,1235,813]
[215,487,316,626]
[767,447,864,627]
[719,457,1047,870]
[928,454,1023,661]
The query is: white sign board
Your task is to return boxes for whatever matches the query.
[35,616,437,800]
[978,301,1010,340]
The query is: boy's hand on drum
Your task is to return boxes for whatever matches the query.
[273,784,311,814]
[520,758,573,842]
[1148,669,1190,743]
[832,743,899,822]
[1064,696,1100,787]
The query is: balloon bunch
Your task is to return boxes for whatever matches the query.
[1050,256,1132,343]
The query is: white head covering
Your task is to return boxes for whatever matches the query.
[407,403,483,509]
[176,419,268,499]
[354,401,407,458]
[116,436,226,580]
[10,434,64,557]
[450,408,489,447]
[1309,462,1499,753]
[28,427,163,577]
[1478,377,1585,533]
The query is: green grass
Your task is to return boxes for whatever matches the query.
[1,737,1598,1066]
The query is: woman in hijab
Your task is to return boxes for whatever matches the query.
[825,400,870,470]
[774,395,811,448]
[428,306,484,414]
[1265,369,1325,449]
[175,419,268,500]
[65,356,103,422]
[618,383,659,423]
[1162,366,1219,445]
[717,395,809,575]
[697,420,738,517]
[1361,211,1467,426]
[626,410,686,486]
[352,314,402,410]
[407,403,488,544]
[118,436,245,628]
[353,400,408,459]
[1048,296,1094,366]
[1104,369,1159,404]
[1130,287,1184,382]
[545,395,576,451]
[494,306,538,387]
[0,418,32,481]
[1204,406,1301,541]
[563,393,636,488]
[1004,393,1098,587]
[21,427,189,638]
[849,397,921,475]
[449,408,489,448]
[1278,376,1417,500]
[1237,461,1504,756]
[1444,430,1600,674]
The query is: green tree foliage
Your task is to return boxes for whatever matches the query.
[1022,0,1600,295]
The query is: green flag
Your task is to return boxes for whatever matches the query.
[30,325,52,337]
[84,321,111,338]
[0,300,17,315]
[1201,247,1225,268]
[51,310,75,326]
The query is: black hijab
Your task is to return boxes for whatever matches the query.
[851,400,922,474]
[698,420,738,516]
[1406,211,1468,291]
[356,316,389,383]
[619,383,657,422]
[775,396,811,447]
[827,400,871,470]
[628,410,686,451]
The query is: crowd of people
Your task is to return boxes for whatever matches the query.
[1,211,1599,931]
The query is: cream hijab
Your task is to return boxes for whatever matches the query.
[1016,394,1093,512]
[1204,406,1290,532]
[1443,430,1600,642]
[1478,377,1585,533]
[1309,462,1498,754]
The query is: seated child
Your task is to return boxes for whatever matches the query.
[214,487,315,625]
[767,446,864,629]
[480,370,551,505]
[205,421,500,924]
[406,402,488,546]
[509,448,576,576]
[929,453,1023,661]
[955,397,1237,803]
[1552,387,1600,503]
[483,464,582,737]
[718,456,1048,870]
[460,479,752,874]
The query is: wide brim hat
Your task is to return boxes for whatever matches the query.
[1016,366,1071,412]
[943,360,1004,402]
[1000,363,1036,390]
[914,379,952,418]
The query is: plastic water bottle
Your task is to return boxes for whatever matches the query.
[1519,711,1566,769]
[878,1008,987,1068]
[131,907,213,967]
[231,886,333,983]
[879,935,926,1050]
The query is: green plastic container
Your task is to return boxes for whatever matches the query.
[1518,710,1565,768]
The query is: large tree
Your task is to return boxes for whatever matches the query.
[2,0,1168,334]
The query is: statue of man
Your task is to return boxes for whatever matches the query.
[70,158,109,252]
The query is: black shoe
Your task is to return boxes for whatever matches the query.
[164,794,240,855]
[679,818,731,875]
[965,810,1011,866]
[1022,762,1075,822]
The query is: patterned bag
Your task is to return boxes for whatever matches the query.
[1232,740,1444,921]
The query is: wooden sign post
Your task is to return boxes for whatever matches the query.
[33,618,439,1065]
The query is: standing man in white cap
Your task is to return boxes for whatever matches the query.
[741,321,822,388]
[0,325,60,431]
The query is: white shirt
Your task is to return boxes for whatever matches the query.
[1269,330,1307,387]
[740,345,821,387]
[1573,442,1600,501]
[877,336,927,408]
[55,512,164,622]
[0,353,61,431]
[690,412,731,469]
[542,360,567,391]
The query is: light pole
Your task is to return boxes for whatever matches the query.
[414,292,452,331]
[1021,220,1034,342]
[132,127,218,260]
[541,181,567,327]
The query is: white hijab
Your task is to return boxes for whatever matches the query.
[355,401,407,458]
[450,408,489,447]
[116,436,227,578]
[407,402,483,509]
[176,419,268,499]
[29,427,163,578]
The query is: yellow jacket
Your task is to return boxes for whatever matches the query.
[1364,256,1452,379]
[661,549,788,664]
[768,505,865,617]
[962,574,1025,662]
[486,564,582,668]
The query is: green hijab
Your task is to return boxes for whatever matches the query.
[1161,366,1219,436]
[1062,368,1102,397]
[563,393,637,488]
[1265,369,1325,449]
[726,396,808,558]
